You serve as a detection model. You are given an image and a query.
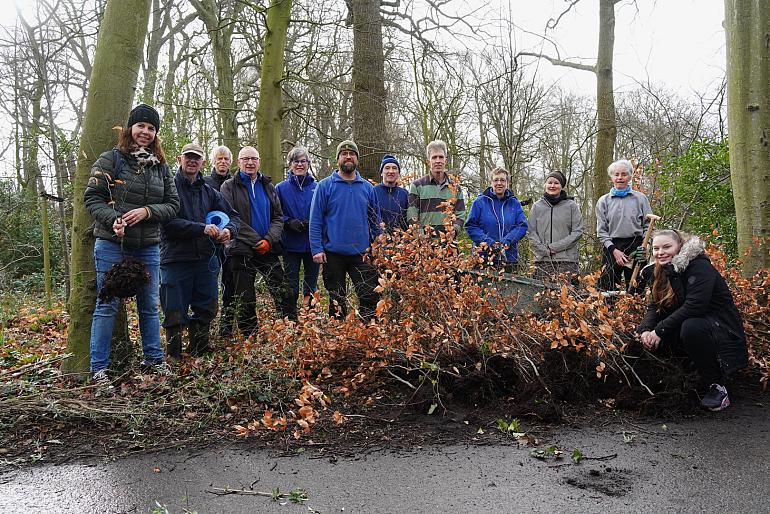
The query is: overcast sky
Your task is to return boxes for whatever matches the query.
[501,0,726,98]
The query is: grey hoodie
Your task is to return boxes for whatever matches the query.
[527,196,584,263]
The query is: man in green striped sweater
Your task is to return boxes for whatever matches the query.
[406,140,466,235]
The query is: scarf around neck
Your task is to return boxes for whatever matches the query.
[610,185,632,197]
[129,145,161,169]
[543,191,568,205]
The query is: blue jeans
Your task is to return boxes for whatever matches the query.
[160,259,220,328]
[283,251,320,303]
[90,239,164,372]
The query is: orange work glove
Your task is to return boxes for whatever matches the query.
[254,239,271,255]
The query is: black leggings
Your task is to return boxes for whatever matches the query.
[663,317,723,385]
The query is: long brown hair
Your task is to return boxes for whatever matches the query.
[116,125,167,165]
[650,229,685,313]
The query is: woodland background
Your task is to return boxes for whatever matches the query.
[0,0,768,442]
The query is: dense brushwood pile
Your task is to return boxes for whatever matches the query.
[1,225,768,446]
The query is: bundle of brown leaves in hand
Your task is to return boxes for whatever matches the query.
[98,258,150,301]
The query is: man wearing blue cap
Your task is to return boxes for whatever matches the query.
[374,154,408,233]
[160,142,240,360]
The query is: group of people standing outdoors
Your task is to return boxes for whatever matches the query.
[83,103,748,411]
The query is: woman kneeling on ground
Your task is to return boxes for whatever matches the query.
[635,230,748,411]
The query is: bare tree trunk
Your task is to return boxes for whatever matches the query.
[350,0,387,180]
[63,0,153,374]
[190,0,243,160]
[593,0,617,233]
[257,0,293,183]
[724,0,770,274]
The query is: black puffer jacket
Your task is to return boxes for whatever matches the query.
[637,237,748,375]
[160,170,240,264]
[220,171,284,257]
[84,149,179,249]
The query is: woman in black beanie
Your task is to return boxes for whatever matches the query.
[527,170,584,281]
[83,103,179,386]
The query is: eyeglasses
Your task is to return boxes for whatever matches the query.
[183,153,203,161]
[240,156,259,162]
[292,159,309,165]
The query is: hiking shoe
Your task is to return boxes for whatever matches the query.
[140,360,174,377]
[91,369,114,390]
[701,383,730,411]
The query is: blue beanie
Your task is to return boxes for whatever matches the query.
[380,154,401,173]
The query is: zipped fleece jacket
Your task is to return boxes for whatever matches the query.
[160,170,240,264]
[220,171,284,257]
[309,170,382,256]
[595,190,652,251]
[374,183,409,232]
[84,149,179,249]
[636,237,748,376]
[275,172,317,253]
[527,195,584,263]
[465,188,528,263]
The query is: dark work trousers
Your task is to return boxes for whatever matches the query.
[659,317,723,385]
[283,251,320,305]
[160,259,220,329]
[322,251,380,321]
[221,252,297,335]
[598,236,643,291]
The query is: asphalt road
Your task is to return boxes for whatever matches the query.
[1,391,768,513]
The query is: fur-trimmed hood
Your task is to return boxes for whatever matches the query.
[671,236,705,273]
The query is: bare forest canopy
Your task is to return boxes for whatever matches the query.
[0,0,763,291]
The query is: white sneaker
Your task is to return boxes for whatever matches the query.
[91,369,114,390]
[141,360,174,377]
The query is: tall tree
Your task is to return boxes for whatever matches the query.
[348,0,387,180]
[257,0,293,183]
[724,0,770,274]
[519,0,621,232]
[63,0,153,373]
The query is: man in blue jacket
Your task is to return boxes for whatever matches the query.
[465,167,528,272]
[309,140,382,320]
[374,154,408,233]
[161,143,240,359]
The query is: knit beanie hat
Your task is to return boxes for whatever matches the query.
[336,140,359,158]
[127,104,160,132]
[545,170,566,187]
[379,154,401,173]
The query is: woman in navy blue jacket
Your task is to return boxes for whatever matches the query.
[465,167,528,272]
[275,146,319,308]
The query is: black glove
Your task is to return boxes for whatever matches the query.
[629,246,647,264]
[300,220,310,231]
[287,219,305,232]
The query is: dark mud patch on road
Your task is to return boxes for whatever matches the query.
[563,465,633,497]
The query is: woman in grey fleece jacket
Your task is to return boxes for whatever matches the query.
[595,159,652,290]
[527,171,584,280]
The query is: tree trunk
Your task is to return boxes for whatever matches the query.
[724,0,770,274]
[257,0,292,183]
[350,0,387,180]
[592,0,617,234]
[62,0,153,374]
[191,0,242,161]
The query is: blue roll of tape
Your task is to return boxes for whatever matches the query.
[205,210,230,230]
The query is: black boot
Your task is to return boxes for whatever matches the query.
[188,321,212,356]
[166,325,183,361]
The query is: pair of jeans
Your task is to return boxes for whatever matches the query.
[283,251,320,303]
[221,252,297,334]
[160,259,220,329]
[322,251,380,320]
[90,239,164,372]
